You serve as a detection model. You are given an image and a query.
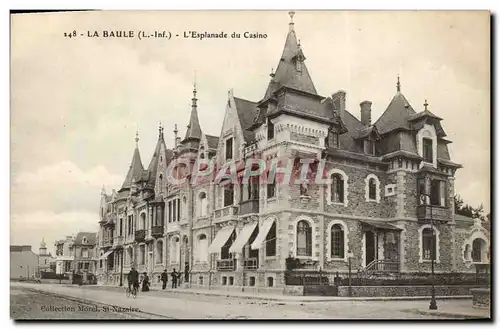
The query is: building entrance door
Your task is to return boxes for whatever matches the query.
[365,231,376,266]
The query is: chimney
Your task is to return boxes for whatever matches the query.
[332,90,346,119]
[360,101,372,126]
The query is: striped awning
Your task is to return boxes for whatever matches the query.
[250,217,275,250]
[229,222,258,253]
[207,226,235,254]
[99,250,113,260]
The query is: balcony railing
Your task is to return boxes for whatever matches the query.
[214,205,239,221]
[135,229,146,242]
[243,257,258,270]
[113,236,124,249]
[216,258,236,271]
[151,225,164,237]
[103,238,113,247]
[239,199,259,216]
[417,205,451,222]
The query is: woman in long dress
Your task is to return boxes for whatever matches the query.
[141,272,150,292]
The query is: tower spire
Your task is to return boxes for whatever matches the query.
[397,75,401,92]
[135,129,139,146]
[174,124,178,148]
[289,11,295,31]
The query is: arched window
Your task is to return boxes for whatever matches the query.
[368,178,377,200]
[198,192,208,217]
[170,237,180,264]
[330,224,345,258]
[266,222,277,257]
[141,213,146,230]
[472,238,486,263]
[296,220,312,257]
[156,240,163,264]
[139,245,145,265]
[197,234,208,262]
[159,174,163,191]
[464,244,471,261]
[422,228,436,261]
[331,174,344,203]
[127,247,134,265]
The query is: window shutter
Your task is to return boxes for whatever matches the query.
[307,226,313,256]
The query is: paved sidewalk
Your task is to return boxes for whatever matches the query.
[69,283,472,303]
[414,305,490,319]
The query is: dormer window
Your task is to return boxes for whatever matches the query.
[327,131,339,149]
[295,59,302,73]
[267,119,274,140]
[364,139,375,155]
[82,237,88,245]
[423,138,433,163]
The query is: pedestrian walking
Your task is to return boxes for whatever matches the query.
[184,262,190,283]
[171,268,178,289]
[141,272,150,292]
[160,269,168,290]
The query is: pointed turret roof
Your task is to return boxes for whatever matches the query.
[260,11,318,103]
[374,80,417,135]
[183,84,202,143]
[120,132,144,191]
[145,124,172,188]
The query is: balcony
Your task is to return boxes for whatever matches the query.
[243,257,258,270]
[112,236,124,249]
[152,225,164,238]
[214,205,239,222]
[216,258,236,271]
[417,205,452,223]
[103,213,116,227]
[135,229,146,242]
[103,238,113,248]
[239,199,259,216]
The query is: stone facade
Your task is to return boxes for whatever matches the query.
[96,12,490,290]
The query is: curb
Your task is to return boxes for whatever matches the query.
[61,283,473,303]
[412,309,490,320]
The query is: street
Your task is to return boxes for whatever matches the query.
[10,282,474,320]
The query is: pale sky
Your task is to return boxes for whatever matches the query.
[10,11,490,254]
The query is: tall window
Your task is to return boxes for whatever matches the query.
[330,224,345,258]
[172,200,177,222]
[331,174,344,203]
[170,237,179,264]
[225,137,233,160]
[267,119,274,140]
[224,184,234,207]
[368,178,377,200]
[297,220,312,257]
[197,234,208,262]
[140,213,146,230]
[267,171,276,199]
[177,199,181,220]
[423,138,433,163]
[159,174,163,191]
[168,201,172,223]
[128,215,133,235]
[199,192,208,217]
[156,240,163,264]
[139,245,145,265]
[422,228,436,261]
[266,222,277,257]
[429,179,446,206]
[472,238,485,262]
[119,218,123,236]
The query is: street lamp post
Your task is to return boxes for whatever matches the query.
[420,190,438,310]
[347,250,354,297]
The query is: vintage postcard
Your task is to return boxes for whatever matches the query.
[10,10,491,320]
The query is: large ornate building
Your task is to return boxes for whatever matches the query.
[96,12,490,289]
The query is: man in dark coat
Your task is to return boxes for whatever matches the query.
[171,268,178,289]
[160,269,168,290]
[127,267,139,292]
[184,262,190,283]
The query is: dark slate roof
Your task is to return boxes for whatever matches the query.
[183,106,202,142]
[206,135,219,150]
[146,135,168,188]
[234,97,259,143]
[374,92,417,135]
[337,110,365,153]
[10,245,32,252]
[73,232,97,246]
[120,146,144,190]
[261,23,318,103]
[408,109,442,121]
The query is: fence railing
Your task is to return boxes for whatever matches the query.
[243,258,258,270]
[216,259,236,271]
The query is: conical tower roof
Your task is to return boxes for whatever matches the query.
[120,132,144,190]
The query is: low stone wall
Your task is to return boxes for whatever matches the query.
[471,288,490,309]
[40,279,72,284]
[337,285,485,297]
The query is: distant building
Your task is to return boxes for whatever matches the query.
[37,238,55,273]
[54,236,74,275]
[10,245,38,280]
[71,232,98,278]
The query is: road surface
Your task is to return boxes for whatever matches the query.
[10,282,468,320]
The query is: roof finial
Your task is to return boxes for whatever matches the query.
[424,99,429,111]
[158,121,162,138]
[396,75,401,92]
[192,71,198,109]
[270,67,275,78]
[174,124,178,147]
[289,11,295,31]
[135,129,139,146]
